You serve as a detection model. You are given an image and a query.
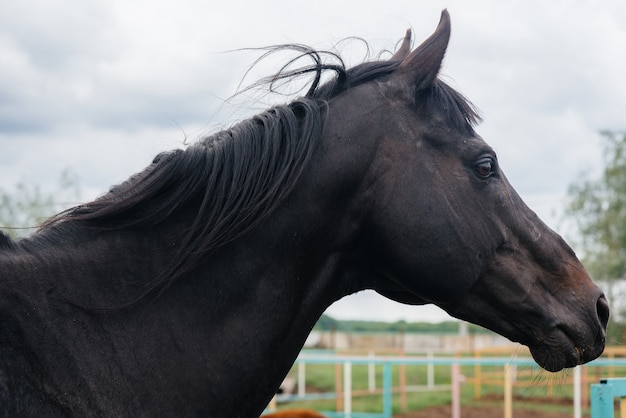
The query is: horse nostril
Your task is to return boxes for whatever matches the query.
[597,294,610,330]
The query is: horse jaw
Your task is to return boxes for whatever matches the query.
[438,263,609,372]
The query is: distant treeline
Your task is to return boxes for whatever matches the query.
[314,314,491,334]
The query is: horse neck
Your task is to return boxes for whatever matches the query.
[0,202,358,415]
[0,119,379,414]
[0,227,192,414]
[190,200,359,414]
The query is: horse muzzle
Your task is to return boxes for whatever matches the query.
[528,291,608,372]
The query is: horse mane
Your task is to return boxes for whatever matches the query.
[40,99,323,304]
[0,231,16,251]
[38,40,480,305]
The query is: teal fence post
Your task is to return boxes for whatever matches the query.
[591,378,626,418]
[383,362,392,418]
[591,380,614,418]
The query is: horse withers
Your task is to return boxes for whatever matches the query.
[0,10,608,417]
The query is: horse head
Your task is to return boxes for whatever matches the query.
[327,10,608,372]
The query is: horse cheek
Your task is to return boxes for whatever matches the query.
[366,188,482,304]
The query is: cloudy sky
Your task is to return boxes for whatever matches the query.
[1,0,625,323]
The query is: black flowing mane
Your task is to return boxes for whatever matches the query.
[0,231,15,251]
[39,43,480,302]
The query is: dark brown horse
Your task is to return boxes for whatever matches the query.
[0,10,608,417]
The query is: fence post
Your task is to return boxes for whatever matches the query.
[335,363,343,412]
[590,378,626,418]
[368,351,376,393]
[343,361,352,417]
[267,396,277,412]
[298,361,306,398]
[383,362,392,418]
[427,351,435,389]
[573,366,581,418]
[400,349,407,411]
[583,366,589,409]
[591,380,614,418]
[451,363,461,418]
[474,352,482,399]
[504,365,513,418]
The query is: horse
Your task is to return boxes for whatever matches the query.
[0,10,608,417]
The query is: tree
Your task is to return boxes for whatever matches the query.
[566,131,626,280]
[565,130,626,343]
[0,169,81,239]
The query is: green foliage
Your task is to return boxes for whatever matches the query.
[314,314,339,331]
[0,169,81,239]
[565,130,626,339]
[566,130,626,280]
[313,314,490,334]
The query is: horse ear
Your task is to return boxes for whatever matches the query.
[395,9,451,91]
[390,29,412,62]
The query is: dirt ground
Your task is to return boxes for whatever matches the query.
[395,405,578,418]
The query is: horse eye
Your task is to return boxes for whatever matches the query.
[474,158,495,178]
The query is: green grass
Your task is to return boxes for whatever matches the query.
[279,362,456,413]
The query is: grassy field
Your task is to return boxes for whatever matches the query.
[278,362,455,412]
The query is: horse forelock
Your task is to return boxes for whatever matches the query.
[421,80,482,137]
[237,41,406,101]
[249,43,480,137]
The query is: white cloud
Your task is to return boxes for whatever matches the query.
[326,290,453,323]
